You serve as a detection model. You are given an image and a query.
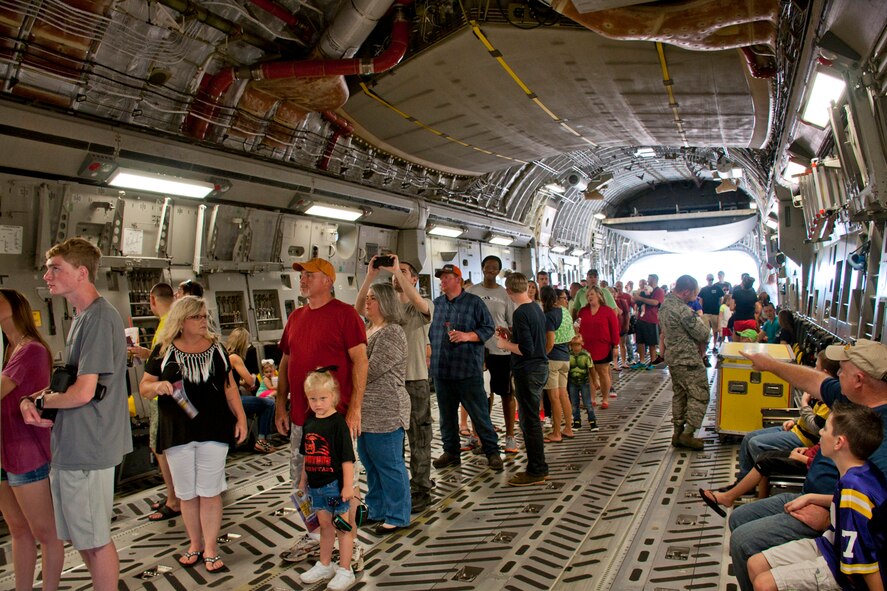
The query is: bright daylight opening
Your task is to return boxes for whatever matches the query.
[619,250,761,291]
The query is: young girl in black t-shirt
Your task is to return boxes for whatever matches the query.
[298,370,357,590]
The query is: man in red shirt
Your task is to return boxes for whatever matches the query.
[632,274,665,368]
[614,281,633,369]
[275,258,368,563]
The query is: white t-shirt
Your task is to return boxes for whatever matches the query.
[467,283,514,356]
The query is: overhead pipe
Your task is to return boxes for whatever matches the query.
[318,111,354,171]
[184,0,411,140]
[246,0,314,45]
[155,0,274,51]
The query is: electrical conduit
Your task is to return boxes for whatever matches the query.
[184,0,412,140]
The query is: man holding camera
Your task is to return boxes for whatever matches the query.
[21,237,132,591]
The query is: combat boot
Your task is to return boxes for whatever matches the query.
[671,424,683,447]
[676,432,704,451]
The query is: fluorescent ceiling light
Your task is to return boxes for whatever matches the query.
[594,212,607,220]
[782,161,808,184]
[545,182,566,194]
[801,71,846,128]
[750,202,758,209]
[570,249,586,256]
[107,168,216,198]
[304,204,363,221]
[635,147,656,158]
[428,225,464,238]
[550,245,568,253]
[731,167,743,178]
[488,235,514,246]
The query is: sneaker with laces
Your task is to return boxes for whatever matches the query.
[487,453,504,471]
[571,420,581,429]
[504,437,519,454]
[326,566,356,590]
[281,533,320,563]
[587,421,599,432]
[351,543,365,572]
[432,452,461,469]
[608,390,617,398]
[460,436,479,452]
[254,439,274,453]
[300,560,337,584]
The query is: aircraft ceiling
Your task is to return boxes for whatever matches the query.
[0,0,854,253]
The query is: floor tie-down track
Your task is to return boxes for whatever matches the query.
[0,368,740,590]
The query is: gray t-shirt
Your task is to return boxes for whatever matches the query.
[467,283,514,356]
[401,298,433,381]
[52,297,133,470]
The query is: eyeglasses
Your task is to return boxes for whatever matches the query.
[312,365,338,374]
[186,313,209,321]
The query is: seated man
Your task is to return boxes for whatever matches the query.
[747,403,885,591]
[730,339,887,591]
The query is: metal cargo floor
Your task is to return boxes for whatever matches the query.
[0,365,742,590]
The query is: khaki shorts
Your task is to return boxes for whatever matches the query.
[51,466,115,551]
[762,537,841,591]
[545,360,570,390]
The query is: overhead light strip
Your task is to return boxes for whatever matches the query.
[358,83,528,165]
[464,17,599,149]
[107,168,217,198]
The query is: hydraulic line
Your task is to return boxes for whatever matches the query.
[655,42,690,148]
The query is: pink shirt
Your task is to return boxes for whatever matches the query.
[1,341,52,474]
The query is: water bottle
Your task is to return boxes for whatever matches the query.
[171,380,198,419]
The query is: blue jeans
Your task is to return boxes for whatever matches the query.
[568,382,595,423]
[240,395,275,437]
[512,364,549,476]
[737,426,802,479]
[433,375,499,457]
[728,493,821,591]
[357,428,411,527]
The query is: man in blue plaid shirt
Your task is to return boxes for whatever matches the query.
[429,264,503,472]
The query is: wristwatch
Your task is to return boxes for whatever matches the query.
[34,392,46,412]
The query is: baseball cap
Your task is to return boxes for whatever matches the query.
[434,264,462,279]
[292,258,336,282]
[825,339,887,381]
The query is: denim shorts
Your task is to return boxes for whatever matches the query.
[308,480,349,515]
[0,462,51,487]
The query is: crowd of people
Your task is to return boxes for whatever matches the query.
[1,244,884,591]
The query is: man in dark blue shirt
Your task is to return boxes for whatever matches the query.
[727,339,887,590]
[428,264,502,472]
[497,273,549,486]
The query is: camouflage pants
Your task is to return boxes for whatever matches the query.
[668,364,710,431]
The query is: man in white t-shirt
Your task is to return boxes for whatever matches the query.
[468,256,517,453]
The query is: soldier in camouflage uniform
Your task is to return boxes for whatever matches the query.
[659,275,712,450]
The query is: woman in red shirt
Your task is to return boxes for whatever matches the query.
[0,288,64,591]
[577,286,620,409]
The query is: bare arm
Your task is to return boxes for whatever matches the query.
[739,351,829,395]
[345,343,368,438]
[340,462,354,501]
[224,370,248,444]
[386,254,430,316]
[355,258,382,317]
[863,571,884,591]
[42,373,99,409]
[229,353,255,388]
[275,353,290,435]
[0,375,17,401]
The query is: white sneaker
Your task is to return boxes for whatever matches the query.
[300,560,337,584]
[281,533,320,563]
[352,542,365,573]
[326,566,356,590]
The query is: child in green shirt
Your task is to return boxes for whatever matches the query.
[568,337,598,431]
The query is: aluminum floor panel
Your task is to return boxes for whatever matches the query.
[0,367,742,590]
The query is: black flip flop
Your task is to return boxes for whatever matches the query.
[148,505,182,521]
[149,497,167,511]
[699,488,727,518]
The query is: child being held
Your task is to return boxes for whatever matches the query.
[568,336,599,429]
[747,402,886,591]
[298,369,358,590]
[256,359,278,398]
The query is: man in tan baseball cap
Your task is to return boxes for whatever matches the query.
[824,339,887,381]
[733,337,887,587]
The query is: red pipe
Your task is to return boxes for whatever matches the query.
[318,111,354,171]
[246,0,314,44]
[184,0,412,140]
